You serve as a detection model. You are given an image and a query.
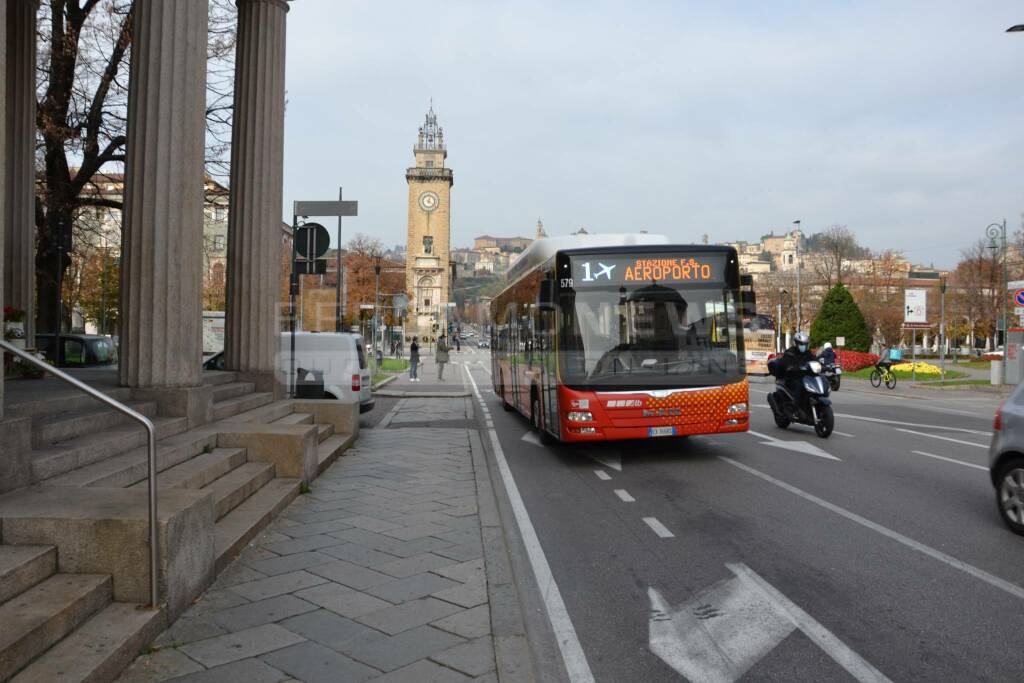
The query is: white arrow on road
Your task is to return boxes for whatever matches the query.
[748,430,840,461]
[587,451,622,471]
[649,563,892,683]
[521,432,542,447]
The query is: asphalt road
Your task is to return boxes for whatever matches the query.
[450,348,1024,683]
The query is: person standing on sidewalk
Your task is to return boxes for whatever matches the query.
[436,335,450,381]
[409,337,420,382]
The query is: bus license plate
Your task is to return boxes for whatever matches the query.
[649,426,675,437]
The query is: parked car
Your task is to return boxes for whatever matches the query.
[35,334,117,368]
[203,332,374,413]
[990,383,1024,535]
[477,339,490,349]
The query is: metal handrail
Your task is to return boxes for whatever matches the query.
[0,340,159,608]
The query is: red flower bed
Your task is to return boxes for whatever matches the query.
[981,354,1001,361]
[834,349,879,371]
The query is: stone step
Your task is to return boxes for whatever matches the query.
[317,422,335,443]
[128,448,246,491]
[202,462,276,520]
[219,399,294,425]
[0,573,112,682]
[272,412,314,426]
[214,478,301,573]
[201,370,239,386]
[212,392,275,422]
[212,381,256,403]
[6,388,133,421]
[31,401,158,449]
[0,546,57,606]
[316,433,356,476]
[10,601,165,683]
[32,417,191,482]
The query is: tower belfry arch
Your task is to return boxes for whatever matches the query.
[405,104,454,339]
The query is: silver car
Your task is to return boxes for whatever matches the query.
[989,382,1024,535]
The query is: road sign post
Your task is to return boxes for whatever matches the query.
[904,289,928,383]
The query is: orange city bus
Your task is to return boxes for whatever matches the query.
[490,235,749,443]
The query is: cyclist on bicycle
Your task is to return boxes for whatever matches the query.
[877,345,895,371]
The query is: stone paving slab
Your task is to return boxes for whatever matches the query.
[118,374,517,682]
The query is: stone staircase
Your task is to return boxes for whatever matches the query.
[0,543,163,683]
[0,371,359,681]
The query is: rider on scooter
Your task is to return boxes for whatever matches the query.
[779,332,814,416]
[819,342,837,366]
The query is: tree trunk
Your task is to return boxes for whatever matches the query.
[35,209,72,339]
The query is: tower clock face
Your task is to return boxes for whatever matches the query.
[418,191,440,213]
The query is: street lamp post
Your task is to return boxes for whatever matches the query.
[793,220,802,332]
[372,252,382,368]
[939,277,947,383]
[986,220,1008,385]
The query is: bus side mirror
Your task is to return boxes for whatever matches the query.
[538,280,555,311]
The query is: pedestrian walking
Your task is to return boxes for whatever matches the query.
[455,335,461,352]
[409,337,420,382]
[436,335,450,380]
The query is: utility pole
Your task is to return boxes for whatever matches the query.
[793,220,802,332]
[373,252,382,367]
[986,219,1008,385]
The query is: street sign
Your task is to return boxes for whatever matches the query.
[904,289,927,324]
[293,200,358,217]
[1013,289,1024,307]
[294,222,330,260]
[446,302,457,308]
[359,303,374,310]
[902,322,930,329]
[393,294,408,310]
[836,337,845,347]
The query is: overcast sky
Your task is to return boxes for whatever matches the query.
[281,1,1023,269]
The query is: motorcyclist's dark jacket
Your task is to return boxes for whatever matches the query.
[819,348,837,365]
[779,346,814,377]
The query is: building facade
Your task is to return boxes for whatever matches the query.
[405,105,454,339]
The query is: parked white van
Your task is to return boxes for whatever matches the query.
[201,332,374,412]
[279,332,373,412]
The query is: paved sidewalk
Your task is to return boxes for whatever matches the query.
[118,360,529,683]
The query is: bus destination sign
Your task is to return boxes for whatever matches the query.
[569,253,723,288]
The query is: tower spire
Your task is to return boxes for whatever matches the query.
[417,100,444,150]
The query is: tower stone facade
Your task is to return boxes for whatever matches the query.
[405,105,454,340]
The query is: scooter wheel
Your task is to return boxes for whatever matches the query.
[814,405,834,438]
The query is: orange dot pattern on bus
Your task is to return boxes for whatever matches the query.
[639,378,749,430]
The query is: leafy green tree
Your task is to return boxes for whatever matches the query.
[810,284,871,352]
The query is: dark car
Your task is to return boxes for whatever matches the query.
[35,334,117,368]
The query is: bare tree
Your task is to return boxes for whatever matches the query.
[812,225,858,288]
[34,0,237,333]
[952,240,1001,350]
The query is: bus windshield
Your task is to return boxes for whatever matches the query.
[558,254,743,389]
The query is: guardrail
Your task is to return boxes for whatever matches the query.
[0,340,159,608]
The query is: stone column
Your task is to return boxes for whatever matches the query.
[4,0,36,343]
[224,0,288,393]
[120,0,207,392]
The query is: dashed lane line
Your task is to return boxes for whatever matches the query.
[614,489,636,502]
[893,428,988,449]
[910,450,988,472]
[719,455,1024,602]
[839,414,990,435]
[463,364,596,683]
[595,470,612,481]
[644,517,675,538]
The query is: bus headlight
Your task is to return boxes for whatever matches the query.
[567,411,593,422]
[726,402,747,414]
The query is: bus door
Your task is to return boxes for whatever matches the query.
[508,307,520,410]
[538,306,558,438]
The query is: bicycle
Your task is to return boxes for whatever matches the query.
[870,362,897,390]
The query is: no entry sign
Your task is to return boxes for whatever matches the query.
[1012,289,1024,307]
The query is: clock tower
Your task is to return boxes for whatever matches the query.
[405,104,454,340]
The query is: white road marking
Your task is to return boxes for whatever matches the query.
[728,564,893,683]
[719,455,1024,601]
[594,470,612,481]
[587,451,622,471]
[521,431,542,446]
[463,367,595,683]
[833,430,855,438]
[643,517,675,538]
[893,428,988,449]
[747,430,840,461]
[839,413,989,435]
[614,489,635,502]
[910,450,988,472]
[476,360,492,375]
